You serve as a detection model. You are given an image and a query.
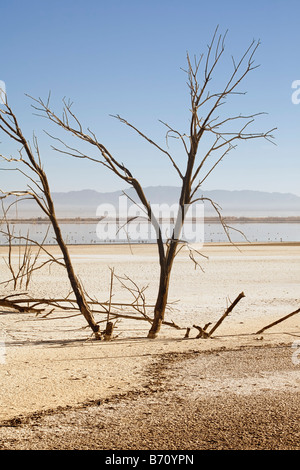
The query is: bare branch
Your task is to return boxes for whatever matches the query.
[111,114,184,179]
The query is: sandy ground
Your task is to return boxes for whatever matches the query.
[0,242,300,450]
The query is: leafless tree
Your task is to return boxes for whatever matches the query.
[0,98,101,338]
[15,28,277,338]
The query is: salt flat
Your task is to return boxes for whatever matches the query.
[0,243,299,449]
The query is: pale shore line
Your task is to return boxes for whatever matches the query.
[4,216,300,223]
[0,240,300,255]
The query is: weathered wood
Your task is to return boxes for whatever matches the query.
[184,327,191,338]
[193,325,210,339]
[0,299,44,314]
[193,323,212,338]
[194,293,245,339]
[207,292,245,337]
[0,294,181,330]
[256,307,300,334]
[103,321,114,341]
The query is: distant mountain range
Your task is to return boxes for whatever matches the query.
[3,186,300,218]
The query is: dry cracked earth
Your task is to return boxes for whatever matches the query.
[1,344,300,451]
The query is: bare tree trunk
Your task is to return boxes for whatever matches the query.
[0,102,101,338]
[41,173,100,335]
[148,268,170,339]
[49,212,100,336]
[148,241,178,338]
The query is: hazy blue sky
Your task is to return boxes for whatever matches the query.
[1,0,300,196]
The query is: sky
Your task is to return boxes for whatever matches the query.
[0,0,300,196]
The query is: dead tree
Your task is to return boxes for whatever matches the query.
[30,27,275,338]
[0,99,101,338]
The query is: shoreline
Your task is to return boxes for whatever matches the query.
[4,216,300,224]
[0,240,300,251]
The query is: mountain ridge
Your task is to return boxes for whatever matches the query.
[3,186,300,218]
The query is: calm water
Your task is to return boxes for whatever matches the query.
[0,221,299,245]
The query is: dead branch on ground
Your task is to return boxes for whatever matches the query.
[255,307,300,334]
[0,268,181,338]
[193,291,245,338]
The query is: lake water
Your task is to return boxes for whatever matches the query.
[0,221,299,245]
